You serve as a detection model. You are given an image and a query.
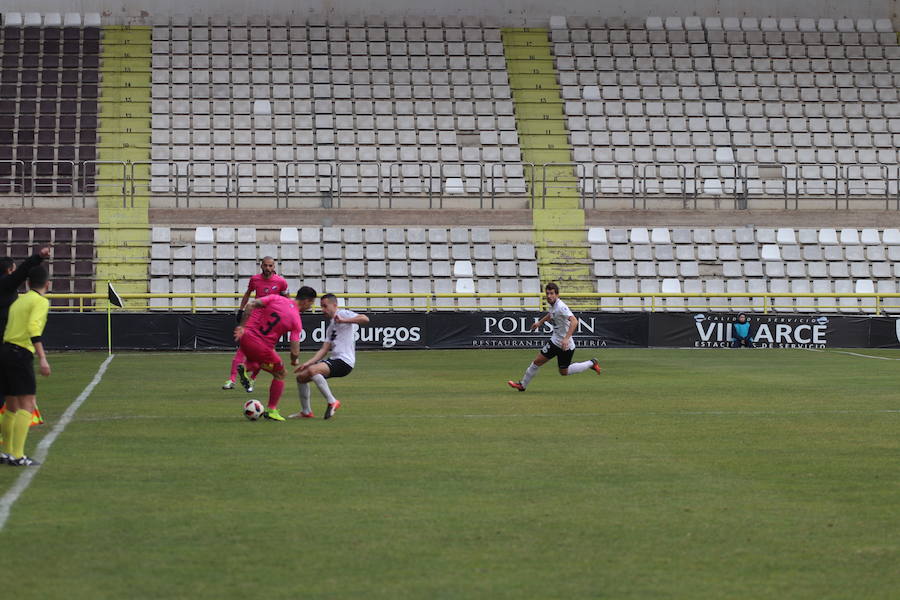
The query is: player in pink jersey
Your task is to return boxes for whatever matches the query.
[222,256,290,392]
[235,286,317,421]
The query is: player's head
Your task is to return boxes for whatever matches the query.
[295,286,317,311]
[320,293,339,318]
[545,282,560,305]
[737,313,747,323]
[27,265,49,293]
[260,256,276,277]
[0,257,13,276]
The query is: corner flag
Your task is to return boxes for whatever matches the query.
[106,283,123,355]
[108,283,123,308]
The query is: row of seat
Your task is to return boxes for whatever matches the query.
[594,241,900,259]
[156,14,498,27]
[152,53,509,71]
[159,225,501,244]
[151,259,539,279]
[552,16,895,33]
[594,260,900,279]
[147,276,543,310]
[554,29,895,47]
[587,226,900,245]
[150,84,513,101]
[558,56,900,78]
[593,278,898,313]
[152,39,507,56]
[2,13,101,27]
[556,41,900,58]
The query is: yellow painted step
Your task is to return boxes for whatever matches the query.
[100,87,151,102]
[101,44,152,58]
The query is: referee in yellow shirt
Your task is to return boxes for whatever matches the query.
[0,266,51,467]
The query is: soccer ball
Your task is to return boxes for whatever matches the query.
[243,399,264,421]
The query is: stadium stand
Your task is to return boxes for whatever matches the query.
[148,225,540,310]
[0,11,898,316]
[0,15,100,194]
[554,16,900,201]
[148,16,527,199]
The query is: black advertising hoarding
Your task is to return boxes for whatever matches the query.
[649,313,873,349]
[44,313,181,350]
[426,311,649,349]
[186,312,427,350]
[867,316,900,349]
[42,311,894,351]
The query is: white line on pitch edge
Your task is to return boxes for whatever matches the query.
[806,348,900,361]
[0,354,115,531]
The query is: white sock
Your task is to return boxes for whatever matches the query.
[521,362,540,388]
[297,382,312,414]
[567,360,593,375]
[311,373,337,405]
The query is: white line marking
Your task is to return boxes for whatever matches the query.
[806,348,900,361]
[0,354,115,531]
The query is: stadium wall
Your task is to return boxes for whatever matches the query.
[43,312,900,350]
[3,0,895,23]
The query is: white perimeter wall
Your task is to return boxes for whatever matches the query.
[2,0,896,25]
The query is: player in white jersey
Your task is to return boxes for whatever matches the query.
[291,293,370,419]
[507,282,601,391]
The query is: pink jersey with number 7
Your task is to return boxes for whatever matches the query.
[243,294,302,346]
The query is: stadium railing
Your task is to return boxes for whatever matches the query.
[4,159,900,210]
[45,292,900,314]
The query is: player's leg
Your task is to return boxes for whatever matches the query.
[264,365,287,419]
[290,364,319,418]
[302,361,343,419]
[508,348,551,391]
[223,347,245,389]
[8,393,37,464]
[237,338,264,393]
[0,396,16,461]
[564,347,601,375]
[288,379,314,419]
[250,347,287,421]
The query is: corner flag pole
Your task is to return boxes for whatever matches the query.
[107,283,124,355]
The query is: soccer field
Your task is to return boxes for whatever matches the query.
[2,348,898,599]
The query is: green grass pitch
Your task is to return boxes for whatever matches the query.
[2,348,899,599]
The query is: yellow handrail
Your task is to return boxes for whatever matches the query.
[45,292,900,315]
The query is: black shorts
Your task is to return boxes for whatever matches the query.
[321,358,353,379]
[0,342,36,396]
[540,341,575,369]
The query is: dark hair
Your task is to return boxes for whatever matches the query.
[545,282,560,293]
[28,265,49,289]
[321,293,338,304]
[296,286,317,300]
[0,257,13,272]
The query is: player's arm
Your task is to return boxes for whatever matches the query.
[234,298,265,339]
[333,312,369,325]
[236,286,253,322]
[561,315,578,349]
[0,247,49,293]
[239,298,265,324]
[238,288,253,310]
[33,341,50,377]
[297,341,331,372]
[288,326,302,366]
[529,313,551,331]
[29,302,50,377]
